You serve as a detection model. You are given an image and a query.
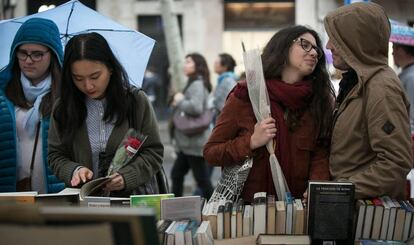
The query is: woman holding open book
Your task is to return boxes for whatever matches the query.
[48,33,163,196]
[203,26,334,202]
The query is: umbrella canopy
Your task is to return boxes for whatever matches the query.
[0,0,155,87]
[390,19,414,47]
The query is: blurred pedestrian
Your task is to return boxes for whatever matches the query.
[48,32,163,196]
[192,53,238,196]
[204,25,334,202]
[392,43,414,133]
[0,18,64,193]
[142,66,162,106]
[213,53,238,114]
[170,53,214,199]
[325,2,412,199]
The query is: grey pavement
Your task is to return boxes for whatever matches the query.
[157,120,221,196]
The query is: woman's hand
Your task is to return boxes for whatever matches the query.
[104,172,125,191]
[303,189,308,201]
[250,117,277,150]
[71,167,93,187]
[171,92,184,107]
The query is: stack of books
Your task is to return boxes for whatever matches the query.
[201,191,307,240]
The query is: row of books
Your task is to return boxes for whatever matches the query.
[201,192,307,240]
[355,196,414,242]
[157,220,213,245]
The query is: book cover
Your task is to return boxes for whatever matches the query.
[231,205,237,239]
[130,193,174,220]
[0,191,37,204]
[165,220,178,245]
[382,196,397,240]
[253,192,267,236]
[184,219,199,245]
[81,196,111,207]
[256,234,311,245]
[243,204,253,236]
[355,199,367,241]
[358,239,406,245]
[307,181,355,244]
[275,200,286,235]
[174,220,189,245]
[195,220,214,245]
[236,198,244,238]
[156,219,173,244]
[224,201,233,239]
[407,199,414,240]
[293,198,305,235]
[362,200,375,239]
[285,192,293,235]
[161,196,201,222]
[379,197,391,240]
[267,195,276,234]
[35,192,79,206]
[217,202,225,240]
[400,200,413,241]
[392,200,405,241]
[371,198,384,240]
[202,201,219,239]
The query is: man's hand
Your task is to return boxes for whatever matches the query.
[71,167,93,187]
[104,172,125,191]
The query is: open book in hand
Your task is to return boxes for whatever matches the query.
[79,128,148,199]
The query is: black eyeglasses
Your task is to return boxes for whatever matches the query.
[293,38,323,59]
[16,50,49,62]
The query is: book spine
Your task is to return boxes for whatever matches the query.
[253,192,267,236]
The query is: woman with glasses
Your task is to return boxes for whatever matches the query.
[0,18,64,193]
[204,25,335,202]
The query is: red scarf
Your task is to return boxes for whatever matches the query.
[234,79,312,188]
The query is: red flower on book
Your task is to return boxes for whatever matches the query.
[124,137,142,156]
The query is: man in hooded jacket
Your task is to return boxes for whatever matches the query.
[325,2,412,200]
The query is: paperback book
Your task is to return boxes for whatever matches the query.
[307,181,355,245]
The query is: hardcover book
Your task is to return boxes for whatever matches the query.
[371,198,384,240]
[267,195,276,234]
[293,198,305,235]
[243,204,253,236]
[362,200,375,239]
[224,201,233,239]
[355,199,367,241]
[285,192,293,235]
[253,192,267,236]
[275,200,286,234]
[379,196,391,240]
[307,181,355,244]
[236,198,244,238]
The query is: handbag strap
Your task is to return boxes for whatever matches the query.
[128,87,170,194]
[29,122,41,177]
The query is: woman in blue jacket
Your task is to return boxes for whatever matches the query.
[0,18,64,193]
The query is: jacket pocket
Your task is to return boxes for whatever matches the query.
[293,136,314,177]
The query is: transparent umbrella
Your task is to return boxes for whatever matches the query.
[0,0,155,87]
